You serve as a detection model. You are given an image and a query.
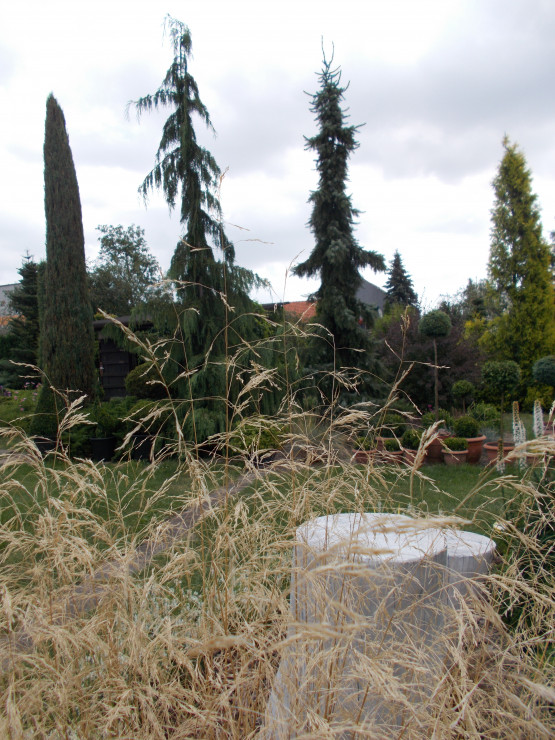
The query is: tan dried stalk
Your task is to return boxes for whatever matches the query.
[0,306,552,739]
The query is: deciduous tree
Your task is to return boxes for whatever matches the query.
[89,224,160,316]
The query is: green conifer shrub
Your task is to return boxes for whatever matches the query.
[31,94,96,440]
[483,138,555,390]
[453,415,480,439]
[130,18,277,442]
[292,52,385,390]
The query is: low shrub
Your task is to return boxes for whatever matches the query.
[452,379,475,409]
[444,436,468,451]
[0,384,40,433]
[522,384,553,413]
[124,362,166,399]
[469,401,499,427]
[379,413,407,439]
[401,428,421,450]
[29,384,60,439]
[355,435,372,451]
[453,415,480,439]
[229,417,285,456]
[90,403,120,437]
[421,408,453,430]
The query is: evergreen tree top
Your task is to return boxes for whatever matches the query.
[489,136,545,300]
[294,52,384,284]
[483,135,555,382]
[44,94,84,249]
[293,51,385,372]
[129,16,231,261]
[383,251,418,310]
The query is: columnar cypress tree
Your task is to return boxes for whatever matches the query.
[39,94,96,398]
[383,251,418,312]
[484,137,555,385]
[293,54,385,370]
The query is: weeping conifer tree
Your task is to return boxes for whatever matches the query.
[293,52,385,381]
[130,17,275,441]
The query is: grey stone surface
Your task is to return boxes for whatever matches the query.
[264,513,496,738]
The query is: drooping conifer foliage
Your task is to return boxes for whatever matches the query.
[130,18,272,441]
[383,251,418,312]
[38,94,96,400]
[484,137,555,384]
[0,255,41,387]
[294,53,385,372]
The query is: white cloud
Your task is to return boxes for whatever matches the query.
[1,0,555,308]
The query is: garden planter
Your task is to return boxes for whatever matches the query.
[484,442,515,465]
[33,436,56,456]
[403,449,420,467]
[381,449,403,465]
[465,435,486,464]
[352,449,377,464]
[443,449,468,466]
[425,433,450,464]
[525,440,555,464]
[131,433,154,460]
[90,436,117,462]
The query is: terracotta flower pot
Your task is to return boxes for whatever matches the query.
[353,449,376,464]
[403,449,420,467]
[381,449,403,464]
[465,435,486,464]
[484,442,515,465]
[425,432,451,464]
[443,449,468,466]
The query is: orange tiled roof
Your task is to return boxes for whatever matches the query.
[282,301,317,321]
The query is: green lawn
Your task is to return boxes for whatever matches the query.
[0,450,536,598]
[0,454,526,537]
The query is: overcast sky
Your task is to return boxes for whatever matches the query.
[1,0,554,308]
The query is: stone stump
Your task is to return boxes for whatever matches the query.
[264,512,496,738]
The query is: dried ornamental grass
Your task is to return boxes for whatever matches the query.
[0,317,552,738]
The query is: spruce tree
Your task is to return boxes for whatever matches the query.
[0,255,40,387]
[484,137,555,385]
[39,94,96,399]
[130,17,270,441]
[293,54,385,371]
[383,251,418,312]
